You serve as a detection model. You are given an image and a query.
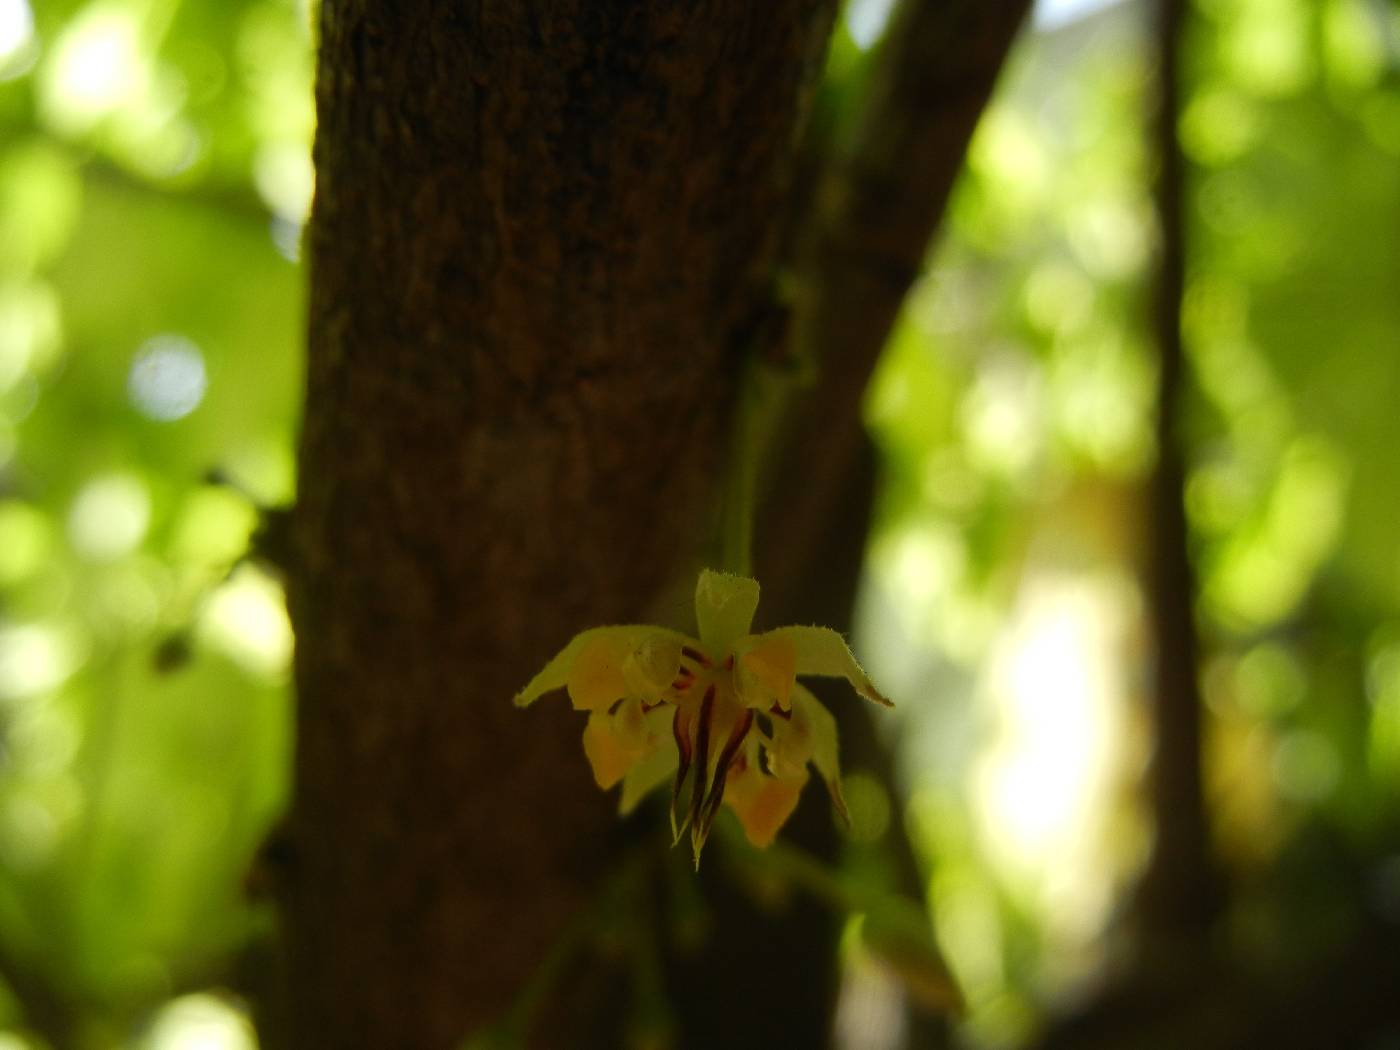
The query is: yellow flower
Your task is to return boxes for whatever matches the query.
[515,569,892,861]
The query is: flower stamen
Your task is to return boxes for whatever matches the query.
[687,686,717,838]
[694,708,754,858]
[670,705,696,842]
[513,569,891,864]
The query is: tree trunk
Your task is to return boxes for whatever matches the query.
[283,3,837,1046]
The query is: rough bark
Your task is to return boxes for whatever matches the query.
[283,3,837,1046]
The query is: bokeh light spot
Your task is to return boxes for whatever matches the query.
[0,0,34,80]
[1023,261,1094,337]
[842,772,892,842]
[961,355,1044,477]
[844,0,896,49]
[1180,89,1260,166]
[67,473,151,562]
[128,335,207,421]
[253,141,313,224]
[0,144,83,272]
[143,994,257,1050]
[974,573,1133,943]
[1272,729,1339,803]
[0,500,53,585]
[9,694,81,773]
[68,472,150,561]
[198,565,292,680]
[1223,0,1313,98]
[0,622,84,701]
[0,280,63,391]
[1066,198,1149,280]
[170,486,256,566]
[268,215,302,262]
[41,4,146,133]
[1233,643,1306,719]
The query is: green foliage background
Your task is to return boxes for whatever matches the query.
[2,0,1399,1045]
[1,0,306,1042]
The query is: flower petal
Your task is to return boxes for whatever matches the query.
[694,569,760,653]
[582,711,634,789]
[764,626,892,707]
[583,697,675,792]
[622,633,686,699]
[514,626,631,709]
[569,634,634,712]
[609,696,655,752]
[791,684,849,826]
[513,626,686,711]
[736,635,796,711]
[765,705,813,780]
[724,760,807,848]
[619,724,680,815]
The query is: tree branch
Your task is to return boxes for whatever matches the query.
[1134,0,1225,940]
[760,0,1034,602]
[745,3,1031,1045]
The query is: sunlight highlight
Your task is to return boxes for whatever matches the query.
[253,141,313,224]
[0,0,34,79]
[1034,0,1125,30]
[41,4,147,132]
[199,565,292,679]
[844,0,896,50]
[68,472,150,561]
[0,622,84,701]
[973,572,1135,945]
[961,356,1044,479]
[144,994,257,1050]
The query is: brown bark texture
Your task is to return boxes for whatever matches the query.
[284,3,837,1046]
